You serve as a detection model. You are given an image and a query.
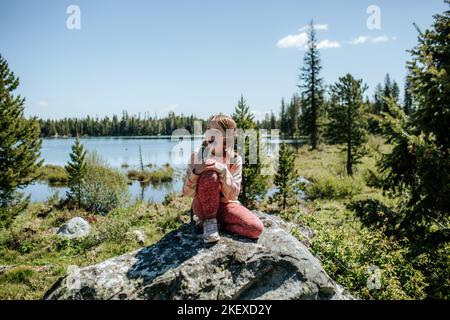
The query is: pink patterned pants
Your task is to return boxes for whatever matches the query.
[192,171,264,239]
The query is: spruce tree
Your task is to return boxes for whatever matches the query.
[272,143,298,210]
[0,54,42,226]
[232,95,269,208]
[379,4,449,241]
[298,20,325,150]
[65,136,87,207]
[327,74,368,176]
[403,74,413,115]
[280,98,288,137]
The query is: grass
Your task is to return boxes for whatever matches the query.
[259,138,432,299]
[36,165,68,186]
[0,195,192,299]
[127,163,174,184]
[281,200,427,299]
[1,135,445,300]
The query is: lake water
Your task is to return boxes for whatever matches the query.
[24,136,304,203]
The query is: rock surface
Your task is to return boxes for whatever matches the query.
[57,217,90,239]
[45,212,353,300]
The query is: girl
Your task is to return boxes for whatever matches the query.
[182,114,264,243]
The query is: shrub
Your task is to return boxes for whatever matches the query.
[288,203,428,299]
[347,194,400,233]
[79,164,130,215]
[0,268,34,285]
[306,174,363,200]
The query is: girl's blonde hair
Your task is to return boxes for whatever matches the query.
[202,114,237,160]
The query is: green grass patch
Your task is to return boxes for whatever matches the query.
[127,164,174,184]
[36,165,68,186]
[0,195,192,299]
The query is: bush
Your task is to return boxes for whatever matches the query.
[347,194,400,233]
[0,268,34,285]
[306,174,363,200]
[79,164,130,215]
[288,203,428,299]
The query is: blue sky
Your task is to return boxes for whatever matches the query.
[0,0,447,120]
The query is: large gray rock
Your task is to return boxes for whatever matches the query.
[57,217,90,239]
[44,212,353,300]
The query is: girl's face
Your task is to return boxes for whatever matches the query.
[205,122,225,156]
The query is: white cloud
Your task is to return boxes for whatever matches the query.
[350,36,371,45]
[277,23,339,50]
[350,35,396,45]
[36,101,49,107]
[372,35,389,43]
[276,32,309,49]
[317,40,341,49]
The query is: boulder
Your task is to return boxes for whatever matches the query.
[56,217,90,239]
[44,212,353,300]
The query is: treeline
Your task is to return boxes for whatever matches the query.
[255,73,411,138]
[38,111,206,137]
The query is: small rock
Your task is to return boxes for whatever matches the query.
[57,217,90,239]
[131,230,146,245]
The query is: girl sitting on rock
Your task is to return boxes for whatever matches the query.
[182,114,264,243]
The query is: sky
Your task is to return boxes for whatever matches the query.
[0,0,447,120]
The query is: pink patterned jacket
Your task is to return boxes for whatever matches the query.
[182,151,243,203]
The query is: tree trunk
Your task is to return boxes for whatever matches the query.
[347,141,353,176]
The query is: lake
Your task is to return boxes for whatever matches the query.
[24,136,304,203]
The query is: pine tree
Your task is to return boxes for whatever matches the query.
[65,136,87,207]
[272,143,298,210]
[0,54,42,226]
[287,95,300,138]
[232,95,270,208]
[379,4,450,241]
[403,73,413,115]
[298,20,325,150]
[280,98,288,137]
[327,74,368,176]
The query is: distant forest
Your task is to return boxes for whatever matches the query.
[38,74,408,138]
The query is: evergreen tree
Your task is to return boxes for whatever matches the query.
[280,98,288,137]
[287,94,300,138]
[232,95,270,208]
[298,20,325,149]
[403,73,413,115]
[382,74,400,112]
[0,54,42,226]
[272,143,298,210]
[327,74,368,175]
[65,136,87,207]
[379,5,450,242]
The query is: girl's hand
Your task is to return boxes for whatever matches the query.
[211,161,227,175]
[193,158,216,175]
